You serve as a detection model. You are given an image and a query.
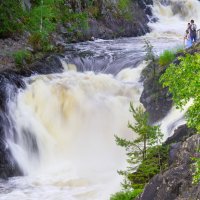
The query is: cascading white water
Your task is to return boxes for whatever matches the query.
[148,0,200,39]
[1,0,200,200]
[5,64,145,200]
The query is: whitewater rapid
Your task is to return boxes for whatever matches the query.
[5,64,146,200]
[1,0,200,199]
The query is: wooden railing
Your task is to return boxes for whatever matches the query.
[197,29,200,41]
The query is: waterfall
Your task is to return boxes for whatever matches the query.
[148,0,200,38]
[4,63,145,199]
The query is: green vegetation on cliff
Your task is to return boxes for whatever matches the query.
[0,0,89,49]
[111,103,169,200]
[160,52,200,184]
[0,0,135,40]
[0,1,25,38]
[160,54,200,132]
[159,50,175,66]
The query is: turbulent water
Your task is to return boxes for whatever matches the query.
[1,0,200,200]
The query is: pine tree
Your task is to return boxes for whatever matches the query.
[115,102,163,189]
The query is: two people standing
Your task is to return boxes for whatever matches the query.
[184,19,197,48]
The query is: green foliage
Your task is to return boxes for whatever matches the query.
[143,40,159,82]
[192,152,200,184]
[86,6,100,19]
[118,0,130,10]
[115,103,164,190]
[128,145,169,189]
[25,0,62,51]
[160,51,200,187]
[110,189,143,200]
[159,50,175,66]
[0,1,25,37]
[54,2,89,40]
[60,10,88,33]
[117,0,132,20]
[26,2,56,35]
[160,54,200,131]
[0,0,89,49]
[28,32,54,52]
[13,50,32,68]
[174,46,185,54]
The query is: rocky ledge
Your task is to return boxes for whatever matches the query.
[137,126,199,200]
[138,42,200,200]
[140,61,173,123]
[140,42,200,123]
[60,0,154,42]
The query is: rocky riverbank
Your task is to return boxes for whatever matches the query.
[0,0,153,72]
[137,126,199,200]
[58,0,154,42]
[140,42,200,123]
[138,42,200,200]
[0,37,28,71]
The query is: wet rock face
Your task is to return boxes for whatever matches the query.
[137,129,200,200]
[61,0,153,41]
[18,54,64,77]
[140,80,172,123]
[0,73,26,178]
[0,55,63,178]
[140,63,173,123]
[165,125,195,145]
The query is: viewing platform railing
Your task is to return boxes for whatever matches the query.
[197,29,200,41]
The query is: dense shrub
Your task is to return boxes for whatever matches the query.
[160,53,200,187]
[160,53,200,132]
[110,189,143,200]
[28,32,54,52]
[0,1,25,38]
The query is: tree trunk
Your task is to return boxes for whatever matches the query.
[143,134,147,160]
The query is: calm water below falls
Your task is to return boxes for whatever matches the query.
[1,0,200,199]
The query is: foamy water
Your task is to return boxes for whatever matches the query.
[5,64,145,200]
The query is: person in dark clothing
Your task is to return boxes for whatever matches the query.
[189,19,197,43]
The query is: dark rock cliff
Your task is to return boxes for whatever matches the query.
[140,42,200,123]
[60,0,153,41]
[138,43,200,200]
[137,127,199,200]
[140,62,173,123]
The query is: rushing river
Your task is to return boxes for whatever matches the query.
[1,0,200,200]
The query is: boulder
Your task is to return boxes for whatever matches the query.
[137,133,200,200]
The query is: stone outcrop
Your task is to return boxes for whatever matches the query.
[140,42,200,123]
[60,0,153,41]
[140,62,173,123]
[137,126,200,200]
[138,42,200,200]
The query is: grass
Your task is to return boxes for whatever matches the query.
[159,50,175,66]
[110,189,143,200]
[13,50,32,68]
